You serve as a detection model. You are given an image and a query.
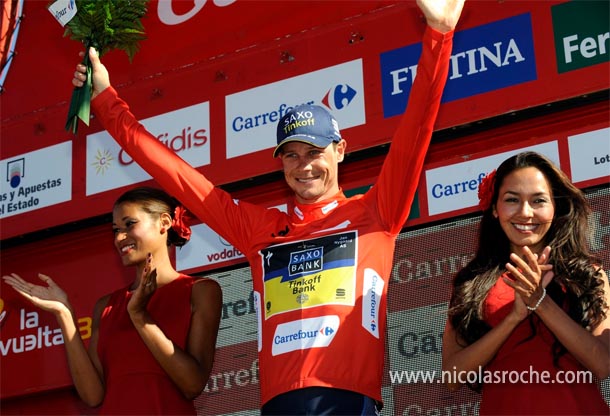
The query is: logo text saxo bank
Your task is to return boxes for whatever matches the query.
[380,13,536,118]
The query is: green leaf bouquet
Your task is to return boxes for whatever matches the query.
[62,0,149,134]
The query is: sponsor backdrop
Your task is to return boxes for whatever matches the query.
[2,186,607,414]
[1,134,609,413]
[1,0,609,239]
[1,0,609,413]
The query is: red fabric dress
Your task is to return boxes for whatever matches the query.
[96,275,196,415]
[480,275,609,415]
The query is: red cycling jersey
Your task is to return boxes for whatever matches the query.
[92,25,454,406]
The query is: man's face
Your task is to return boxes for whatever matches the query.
[278,140,346,204]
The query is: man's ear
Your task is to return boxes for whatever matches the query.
[336,139,347,163]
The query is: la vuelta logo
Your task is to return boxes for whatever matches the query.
[157,0,238,25]
[0,308,92,356]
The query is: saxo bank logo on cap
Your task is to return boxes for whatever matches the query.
[273,104,342,157]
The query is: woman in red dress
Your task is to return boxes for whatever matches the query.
[442,151,609,415]
[3,186,222,415]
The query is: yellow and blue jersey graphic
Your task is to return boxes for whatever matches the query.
[260,231,357,319]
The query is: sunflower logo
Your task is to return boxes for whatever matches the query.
[92,149,114,175]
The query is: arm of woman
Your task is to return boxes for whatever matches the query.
[129,278,222,399]
[442,309,523,391]
[443,247,554,390]
[68,294,107,407]
[505,247,610,379]
[532,268,610,380]
[2,273,106,406]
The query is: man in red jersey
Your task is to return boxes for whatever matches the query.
[72,0,464,413]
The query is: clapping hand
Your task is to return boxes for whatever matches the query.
[127,253,157,316]
[503,246,554,319]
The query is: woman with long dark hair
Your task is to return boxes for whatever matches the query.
[442,151,609,414]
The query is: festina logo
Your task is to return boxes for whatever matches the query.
[381,13,537,118]
[389,38,526,96]
[448,39,525,79]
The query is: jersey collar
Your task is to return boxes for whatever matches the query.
[289,190,346,223]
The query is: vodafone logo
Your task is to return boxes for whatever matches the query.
[206,235,243,262]
[207,247,243,263]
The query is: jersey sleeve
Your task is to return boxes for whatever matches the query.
[371,26,454,235]
[91,89,269,252]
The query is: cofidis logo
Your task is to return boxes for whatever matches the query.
[380,13,536,118]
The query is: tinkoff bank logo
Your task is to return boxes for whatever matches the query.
[552,0,609,73]
[380,13,537,118]
[6,158,25,188]
[272,315,340,356]
[321,84,357,112]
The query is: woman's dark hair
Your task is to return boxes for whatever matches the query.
[113,186,190,247]
[449,151,607,379]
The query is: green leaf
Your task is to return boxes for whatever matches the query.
[63,0,150,60]
[61,0,149,134]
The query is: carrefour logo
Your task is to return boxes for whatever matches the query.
[225,59,365,159]
[274,326,335,345]
[321,84,357,111]
[362,268,384,338]
[271,315,339,356]
[231,84,359,136]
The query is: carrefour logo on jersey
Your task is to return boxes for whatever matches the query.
[362,268,384,339]
[272,315,339,356]
[225,59,365,159]
[380,13,536,118]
